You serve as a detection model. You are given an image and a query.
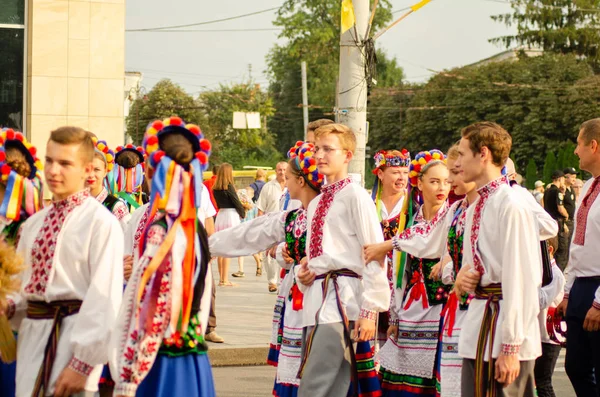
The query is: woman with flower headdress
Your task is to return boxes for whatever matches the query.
[209,141,322,397]
[109,143,147,212]
[371,149,411,348]
[88,137,130,231]
[0,128,44,397]
[110,116,215,397]
[364,150,451,397]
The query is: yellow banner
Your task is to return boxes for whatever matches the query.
[341,0,356,33]
[411,0,431,12]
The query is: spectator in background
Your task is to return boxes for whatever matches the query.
[204,164,220,216]
[544,170,570,269]
[249,169,267,203]
[306,119,334,144]
[213,163,246,286]
[534,180,545,206]
[573,178,584,201]
[231,188,261,278]
[563,167,577,250]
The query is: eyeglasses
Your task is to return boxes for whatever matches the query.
[314,146,345,155]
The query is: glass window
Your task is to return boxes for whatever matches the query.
[0,0,25,25]
[0,28,24,130]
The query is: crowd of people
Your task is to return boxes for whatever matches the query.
[0,115,598,397]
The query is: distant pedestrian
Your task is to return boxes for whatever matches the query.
[204,164,220,215]
[249,169,267,203]
[305,119,334,144]
[573,178,584,201]
[544,170,570,269]
[534,180,545,206]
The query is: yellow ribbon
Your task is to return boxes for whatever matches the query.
[411,0,431,12]
[341,0,356,33]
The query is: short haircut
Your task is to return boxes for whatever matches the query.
[460,122,512,167]
[314,123,357,153]
[580,118,600,145]
[547,236,558,255]
[49,126,94,163]
[307,119,334,133]
[255,169,266,179]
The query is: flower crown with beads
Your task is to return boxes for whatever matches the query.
[91,137,115,172]
[372,149,411,174]
[287,141,324,192]
[0,128,43,221]
[143,116,211,171]
[408,149,446,187]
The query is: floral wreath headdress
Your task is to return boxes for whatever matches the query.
[287,141,324,193]
[91,137,116,194]
[0,128,43,221]
[395,149,446,289]
[371,149,411,202]
[136,116,211,337]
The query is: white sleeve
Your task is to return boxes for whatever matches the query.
[209,211,286,257]
[352,191,390,314]
[275,242,293,270]
[201,185,217,218]
[515,185,558,240]
[392,203,454,259]
[69,216,124,369]
[499,200,541,354]
[539,266,566,310]
[442,257,455,285]
[256,184,271,213]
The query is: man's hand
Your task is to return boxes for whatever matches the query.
[454,264,481,295]
[297,259,315,287]
[363,241,393,266]
[281,247,294,264]
[54,367,87,397]
[556,298,568,318]
[387,325,398,340]
[495,354,520,387]
[564,223,570,234]
[123,255,133,281]
[583,306,600,331]
[354,318,375,342]
[430,255,450,281]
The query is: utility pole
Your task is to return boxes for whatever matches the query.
[301,61,309,140]
[248,63,253,81]
[338,0,369,186]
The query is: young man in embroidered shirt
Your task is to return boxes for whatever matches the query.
[453,122,542,397]
[1,126,124,397]
[296,123,390,397]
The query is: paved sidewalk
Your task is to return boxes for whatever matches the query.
[206,256,278,366]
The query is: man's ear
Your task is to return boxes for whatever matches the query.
[345,150,354,164]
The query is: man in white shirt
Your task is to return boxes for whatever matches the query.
[257,161,288,292]
[454,122,541,397]
[2,126,124,397]
[557,118,600,396]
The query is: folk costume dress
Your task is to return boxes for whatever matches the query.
[95,187,130,231]
[7,190,124,396]
[108,144,147,213]
[210,209,307,396]
[390,199,471,397]
[378,204,450,397]
[0,128,44,397]
[298,177,390,397]
[110,116,215,397]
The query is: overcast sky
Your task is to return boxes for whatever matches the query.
[125,0,516,94]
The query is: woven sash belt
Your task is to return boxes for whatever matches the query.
[474,283,502,397]
[297,269,361,396]
[27,299,82,397]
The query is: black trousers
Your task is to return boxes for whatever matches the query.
[534,343,562,397]
[555,219,571,271]
[461,358,535,397]
[565,277,600,397]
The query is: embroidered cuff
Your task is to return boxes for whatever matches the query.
[68,357,94,376]
[115,383,138,397]
[501,343,521,356]
[389,318,400,327]
[593,301,600,310]
[359,309,377,322]
[5,298,15,319]
[391,236,402,252]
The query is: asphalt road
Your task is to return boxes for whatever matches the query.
[214,354,576,397]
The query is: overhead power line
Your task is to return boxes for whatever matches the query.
[126,6,281,32]
[482,0,600,12]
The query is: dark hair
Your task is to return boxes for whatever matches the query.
[49,126,94,163]
[307,119,334,133]
[161,132,194,165]
[116,150,142,169]
[5,147,31,179]
[460,122,512,167]
[212,164,220,174]
[547,236,558,255]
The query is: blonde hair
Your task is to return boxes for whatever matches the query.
[314,123,357,153]
[255,169,266,180]
[447,144,460,161]
[214,163,234,190]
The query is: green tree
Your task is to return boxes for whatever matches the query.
[490,0,600,71]
[126,79,205,144]
[266,0,400,153]
[396,53,600,171]
[556,147,566,171]
[197,83,281,168]
[525,158,538,189]
[543,151,557,183]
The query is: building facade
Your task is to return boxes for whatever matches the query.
[0,0,126,160]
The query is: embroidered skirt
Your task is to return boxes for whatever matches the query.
[273,380,299,397]
[136,353,215,397]
[437,308,468,397]
[214,208,241,232]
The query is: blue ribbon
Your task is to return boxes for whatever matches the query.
[0,171,16,217]
[191,158,203,209]
[150,156,171,201]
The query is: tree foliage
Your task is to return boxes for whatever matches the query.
[126,79,205,145]
[525,158,538,189]
[490,0,600,71]
[266,0,402,153]
[543,151,557,183]
[394,53,600,173]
